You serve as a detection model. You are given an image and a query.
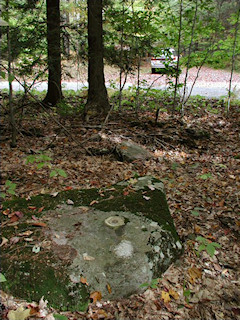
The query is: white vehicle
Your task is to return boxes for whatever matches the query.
[151,48,178,74]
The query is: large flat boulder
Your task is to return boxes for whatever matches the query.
[1,176,183,309]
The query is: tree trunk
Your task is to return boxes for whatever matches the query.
[84,0,110,121]
[227,5,240,114]
[6,0,17,147]
[173,0,183,113]
[43,0,62,106]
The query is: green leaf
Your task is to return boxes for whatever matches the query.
[198,244,206,253]
[183,289,191,297]
[0,273,7,282]
[37,162,45,169]
[8,189,16,195]
[57,169,67,177]
[191,210,199,216]
[0,71,6,79]
[8,73,15,83]
[194,207,204,211]
[196,236,207,244]
[8,183,16,191]
[0,192,6,199]
[150,278,159,288]
[206,244,215,257]
[26,155,36,164]
[53,314,68,320]
[199,173,212,180]
[50,170,57,178]
[5,180,13,187]
[139,282,150,288]
[211,242,221,248]
[39,155,52,162]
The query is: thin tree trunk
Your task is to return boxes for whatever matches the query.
[227,6,240,114]
[173,0,183,113]
[181,0,199,115]
[43,0,62,106]
[6,0,16,147]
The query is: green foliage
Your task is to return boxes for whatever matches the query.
[183,281,192,303]
[26,154,52,169]
[140,278,159,289]
[190,207,203,216]
[1,0,47,81]
[26,153,67,179]
[8,73,15,83]
[53,314,68,320]
[0,273,7,283]
[198,173,212,180]
[105,0,158,73]
[0,180,17,199]
[196,236,221,257]
[50,169,68,178]
[183,288,191,303]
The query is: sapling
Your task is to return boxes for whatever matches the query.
[196,236,221,257]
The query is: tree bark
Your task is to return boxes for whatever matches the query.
[43,0,62,106]
[84,0,110,121]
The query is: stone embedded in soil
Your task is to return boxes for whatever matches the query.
[116,141,152,162]
[2,176,183,309]
[46,176,183,300]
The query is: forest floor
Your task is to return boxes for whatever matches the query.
[0,88,240,319]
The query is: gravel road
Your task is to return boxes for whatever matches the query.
[0,66,239,99]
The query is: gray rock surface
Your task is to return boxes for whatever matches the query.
[46,176,183,299]
[2,175,183,309]
[116,141,152,162]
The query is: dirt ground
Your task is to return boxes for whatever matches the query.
[0,79,240,319]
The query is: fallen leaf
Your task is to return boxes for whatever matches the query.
[38,207,45,213]
[161,291,171,304]
[64,186,73,191]
[188,267,202,284]
[169,289,179,300]
[1,237,8,246]
[89,200,98,206]
[28,206,37,210]
[10,237,20,244]
[80,277,89,285]
[19,231,33,236]
[194,225,201,234]
[10,215,19,223]
[106,283,112,294]
[143,196,151,200]
[66,199,74,205]
[148,185,155,190]
[38,296,49,317]
[51,192,59,197]
[90,291,102,303]
[14,211,23,218]
[29,307,39,316]
[2,209,11,216]
[83,253,95,261]
[144,289,155,301]
[31,222,47,227]
[8,306,31,320]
